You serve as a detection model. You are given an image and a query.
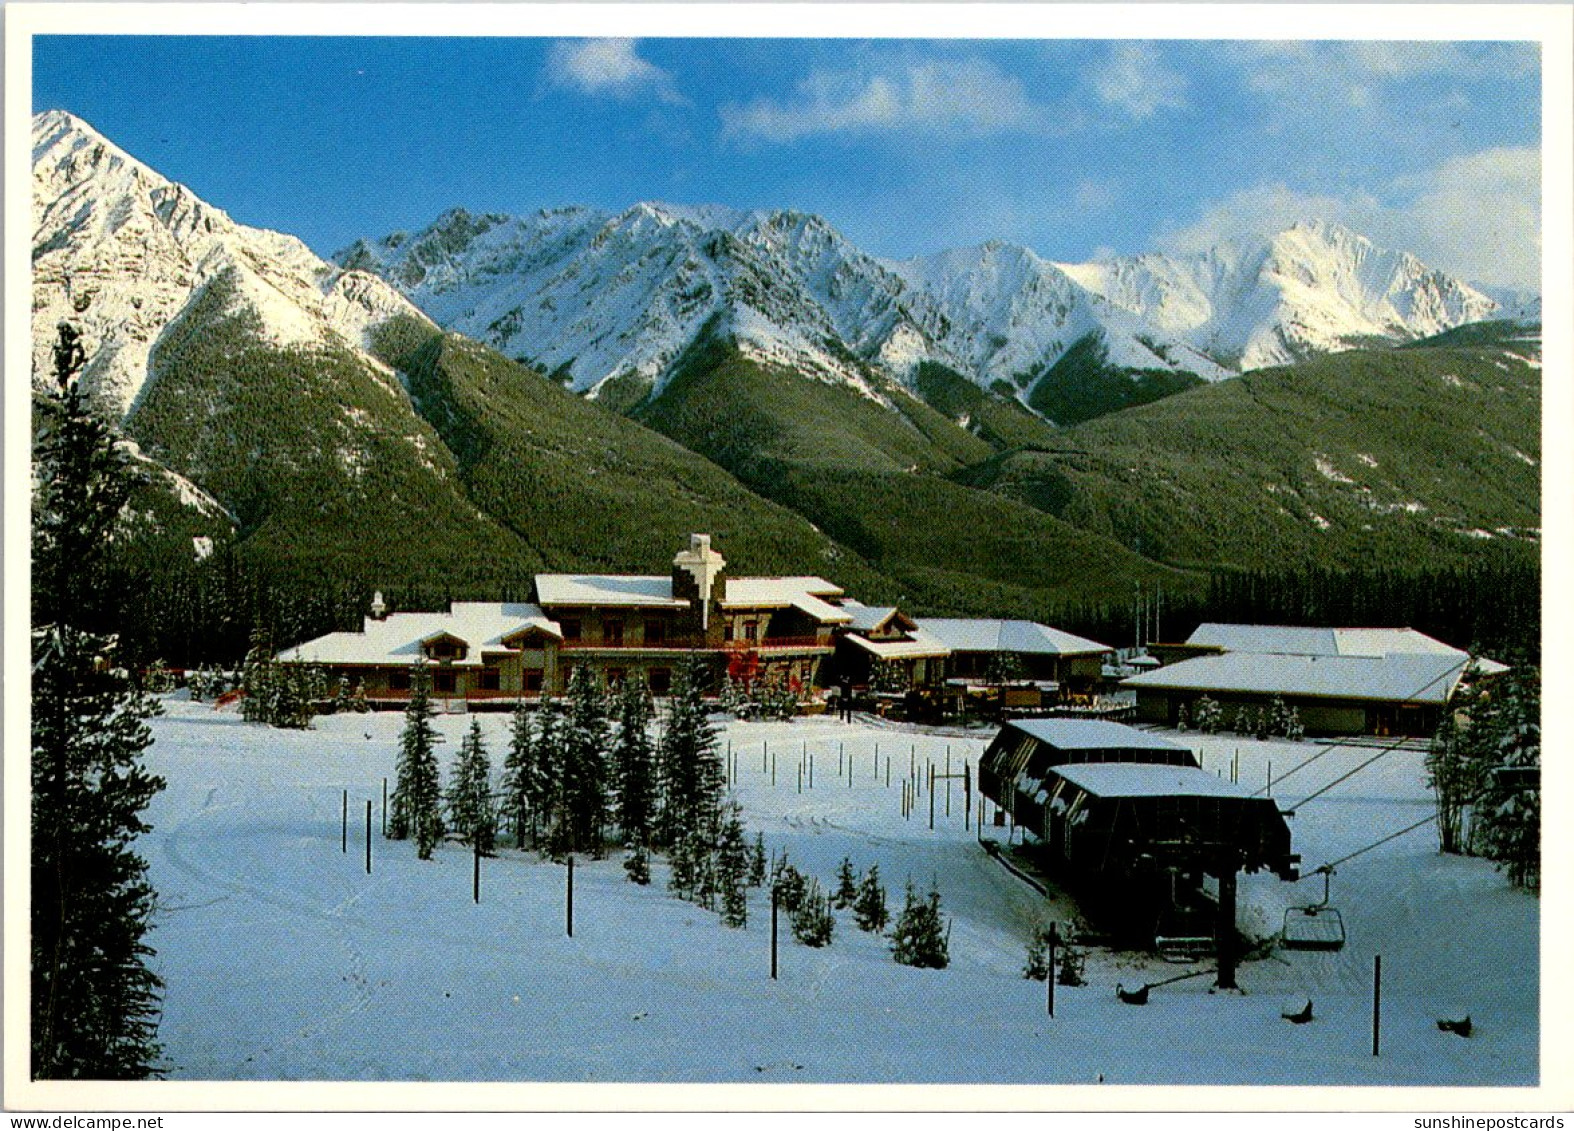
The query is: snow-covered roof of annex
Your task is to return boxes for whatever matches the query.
[1185,623,1467,659]
[1008,718,1185,753]
[842,625,951,660]
[534,574,689,609]
[1122,650,1479,705]
[278,602,561,667]
[1055,762,1258,800]
[840,599,901,634]
[915,618,1113,657]
[721,577,851,624]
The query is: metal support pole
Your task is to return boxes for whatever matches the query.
[566,856,574,937]
[1373,955,1382,1056]
[770,888,779,980]
[365,800,372,874]
[473,837,481,904]
[1215,850,1239,990]
[1048,923,1058,1018]
[341,789,348,853]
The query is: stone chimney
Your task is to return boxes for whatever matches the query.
[671,534,726,631]
[370,590,388,621]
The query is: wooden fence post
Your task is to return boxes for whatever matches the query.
[770,887,779,980]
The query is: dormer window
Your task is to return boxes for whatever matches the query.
[421,632,468,663]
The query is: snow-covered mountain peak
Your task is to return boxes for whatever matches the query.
[32,110,431,418]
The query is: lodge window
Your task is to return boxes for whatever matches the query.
[523,669,544,693]
[388,668,411,692]
[743,621,758,642]
[604,619,624,646]
[649,668,672,696]
[606,667,626,688]
[723,622,734,641]
[645,618,666,646]
[479,667,502,692]
[560,618,582,642]
[433,669,458,694]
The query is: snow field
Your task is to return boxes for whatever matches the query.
[138,701,1536,1084]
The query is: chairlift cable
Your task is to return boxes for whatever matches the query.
[1312,813,1437,874]
[1249,659,1468,798]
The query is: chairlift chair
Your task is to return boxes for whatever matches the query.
[1282,866,1347,951]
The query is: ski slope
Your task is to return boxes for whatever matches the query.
[138,699,1538,1085]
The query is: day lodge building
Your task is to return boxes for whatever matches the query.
[276,533,1118,708]
[1121,622,1506,736]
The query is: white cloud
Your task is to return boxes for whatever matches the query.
[1155,147,1541,289]
[1236,41,1535,108]
[1091,43,1187,120]
[1074,178,1117,211]
[719,59,1047,142]
[546,39,684,103]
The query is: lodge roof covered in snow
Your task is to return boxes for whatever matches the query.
[1009,718,1187,753]
[1122,650,1483,705]
[278,602,562,667]
[533,574,690,608]
[719,577,851,623]
[1054,761,1258,800]
[1185,623,1470,658]
[915,618,1113,657]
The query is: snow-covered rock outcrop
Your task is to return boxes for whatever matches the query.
[32,110,433,419]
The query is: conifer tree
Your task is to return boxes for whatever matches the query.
[501,701,536,848]
[559,665,610,855]
[533,698,567,855]
[446,719,497,853]
[716,803,751,927]
[832,856,859,909]
[391,666,444,857]
[1194,695,1224,734]
[748,832,767,888]
[31,323,165,1078]
[891,880,950,969]
[1469,662,1541,888]
[612,679,656,847]
[790,879,834,946]
[623,840,652,885]
[853,863,889,933]
[350,679,370,713]
[656,658,722,848]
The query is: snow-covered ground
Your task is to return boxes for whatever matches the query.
[139,700,1537,1085]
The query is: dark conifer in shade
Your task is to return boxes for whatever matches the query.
[446,719,496,853]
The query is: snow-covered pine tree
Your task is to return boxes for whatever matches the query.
[890,880,950,969]
[748,832,767,888]
[623,839,651,885]
[240,626,275,723]
[1194,695,1223,734]
[559,665,610,856]
[1470,662,1541,889]
[832,856,858,909]
[332,675,353,715]
[391,665,444,857]
[1269,695,1292,738]
[1023,930,1049,980]
[501,700,535,848]
[1175,701,1190,731]
[790,879,834,946]
[31,322,165,1079]
[716,803,751,927]
[533,697,567,856]
[656,658,722,849]
[446,719,497,853]
[772,859,808,914]
[1284,705,1305,742]
[351,678,370,713]
[612,679,656,848]
[853,863,888,933]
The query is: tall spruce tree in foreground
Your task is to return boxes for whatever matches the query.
[447,719,497,853]
[553,666,609,856]
[501,701,537,848]
[32,322,165,1078]
[612,680,656,848]
[391,665,444,858]
[657,658,722,849]
[1469,662,1541,889]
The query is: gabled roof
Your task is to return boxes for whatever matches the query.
[1008,718,1185,753]
[721,577,851,624]
[534,574,689,609]
[1056,762,1258,800]
[278,602,561,667]
[840,599,902,634]
[841,625,951,661]
[1123,650,1478,705]
[1185,623,1467,659]
[915,618,1113,657]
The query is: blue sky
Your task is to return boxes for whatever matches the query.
[33,35,1541,287]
